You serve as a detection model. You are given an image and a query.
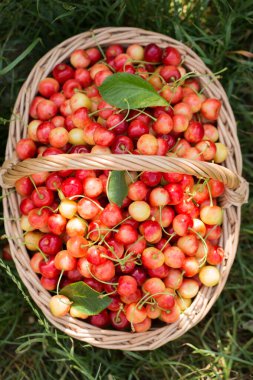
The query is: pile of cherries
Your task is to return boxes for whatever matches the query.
[15,42,227,332]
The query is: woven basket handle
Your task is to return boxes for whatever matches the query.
[1,153,248,208]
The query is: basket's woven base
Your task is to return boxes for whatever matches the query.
[2,27,244,350]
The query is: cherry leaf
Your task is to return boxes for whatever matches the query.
[60,281,111,315]
[107,170,128,207]
[99,73,168,109]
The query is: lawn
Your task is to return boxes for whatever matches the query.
[0,1,253,379]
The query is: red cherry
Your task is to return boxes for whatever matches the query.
[162,46,181,66]
[127,119,149,139]
[111,135,134,154]
[31,187,54,207]
[20,197,35,215]
[39,233,63,255]
[115,225,138,245]
[60,178,83,198]
[16,138,37,160]
[90,310,110,328]
[53,63,74,84]
[144,43,162,63]
[39,257,60,279]
[164,183,184,205]
[110,311,130,330]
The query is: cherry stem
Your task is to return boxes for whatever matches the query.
[205,179,213,207]
[88,107,115,118]
[161,232,177,252]
[133,108,156,122]
[56,269,64,295]
[29,176,43,199]
[36,245,48,262]
[188,227,208,267]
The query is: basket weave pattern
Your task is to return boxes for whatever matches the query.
[1,27,249,350]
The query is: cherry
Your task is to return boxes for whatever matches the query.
[110,311,130,330]
[142,247,164,269]
[137,134,158,155]
[172,214,193,236]
[163,173,183,183]
[148,264,169,279]
[157,289,175,310]
[39,257,61,279]
[54,250,76,271]
[117,276,138,297]
[115,224,138,245]
[31,187,54,208]
[128,201,150,222]
[178,278,200,298]
[146,304,161,319]
[91,260,115,282]
[161,84,183,104]
[48,213,67,235]
[162,46,181,66]
[149,187,170,207]
[39,233,62,256]
[160,303,181,323]
[99,203,122,227]
[153,113,173,134]
[20,197,35,215]
[142,277,165,296]
[41,276,58,291]
[177,234,199,256]
[77,257,92,278]
[200,205,223,225]
[164,246,185,268]
[16,138,37,160]
[182,257,200,277]
[184,121,204,143]
[60,178,83,198]
[93,125,115,147]
[53,63,74,84]
[38,77,59,98]
[83,177,103,198]
[77,198,101,220]
[209,179,225,197]
[127,119,149,139]
[201,98,221,121]
[160,65,181,82]
[106,44,124,59]
[86,47,102,64]
[205,224,222,241]
[86,245,108,265]
[49,295,71,317]
[111,135,134,154]
[66,236,89,258]
[74,68,92,87]
[140,220,162,244]
[28,208,51,230]
[144,43,162,63]
[203,123,219,142]
[199,266,220,287]
[37,99,58,120]
[131,267,147,286]
[90,310,110,328]
[140,172,162,187]
[164,183,184,205]
[164,268,183,290]
[207,246,224,265]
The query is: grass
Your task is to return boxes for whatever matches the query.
[0,0,253,378]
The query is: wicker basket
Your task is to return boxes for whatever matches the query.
[1,27,249,351]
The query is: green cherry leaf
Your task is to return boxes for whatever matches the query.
[60,281,111,316]
[99,72,168,109]
[106,170,128,207]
